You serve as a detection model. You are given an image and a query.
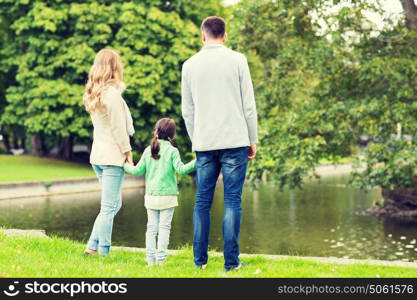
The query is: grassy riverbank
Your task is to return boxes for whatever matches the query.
[0,233,415,278]
[0,154,354,184]
[0,155,94,183]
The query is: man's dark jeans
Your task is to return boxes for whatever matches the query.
[193,147,248,270]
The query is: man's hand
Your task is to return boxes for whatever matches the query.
[248,143,257,160]
[125,151,133,164]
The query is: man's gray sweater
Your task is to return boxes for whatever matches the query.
[181,44,258,152]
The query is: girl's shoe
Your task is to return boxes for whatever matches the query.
[147,261,156,267]
[156,260,166,266]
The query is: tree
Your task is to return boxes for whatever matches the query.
[0,0,224,158]
[0,14,11,153]
[304,0,417,222]
[232,0,417,222]
[400,0,417,28]
[229,0,342,188]
[0,15,8,152]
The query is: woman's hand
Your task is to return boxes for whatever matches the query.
[125,151,133,164]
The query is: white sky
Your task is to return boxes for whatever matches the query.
[223,0,405,29]
[223,0,240,5]
[366,0,403,28]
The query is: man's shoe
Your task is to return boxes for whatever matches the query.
[195,264,208,270]
[225,262,245,272]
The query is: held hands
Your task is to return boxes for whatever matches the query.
[248,143,257,160]
[125,151,133,165]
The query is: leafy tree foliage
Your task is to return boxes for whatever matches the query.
[231,0,417,219]
[0,0,224,157]
[229,0,341,188]
[3,0,417,219]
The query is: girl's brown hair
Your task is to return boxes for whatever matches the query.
[151,118,176,159]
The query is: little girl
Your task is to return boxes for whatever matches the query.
[124,118,196,265]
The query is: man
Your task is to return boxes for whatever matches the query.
[181,16,258,271]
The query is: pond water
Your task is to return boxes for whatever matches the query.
[1,174,417,262]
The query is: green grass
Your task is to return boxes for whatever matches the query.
[0,233,415,278]
[0,155,94,183]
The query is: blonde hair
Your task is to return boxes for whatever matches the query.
[83,48,123,113]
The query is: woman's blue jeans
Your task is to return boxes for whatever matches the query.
[193,147,248,270]
[87,164,124,256]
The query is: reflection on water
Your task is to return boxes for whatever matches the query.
[0,174,416,262]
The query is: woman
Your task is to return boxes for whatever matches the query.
[83,48,134,256]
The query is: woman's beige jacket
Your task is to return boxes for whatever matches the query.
[89,85,132,167]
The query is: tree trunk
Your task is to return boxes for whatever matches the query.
[58,136,73,160]
[12,134,19,149]
[31,133,46,157]
[368,188,417,223]
[1,131,11,153]
[400,0,417,29]
[21,135,26,150]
